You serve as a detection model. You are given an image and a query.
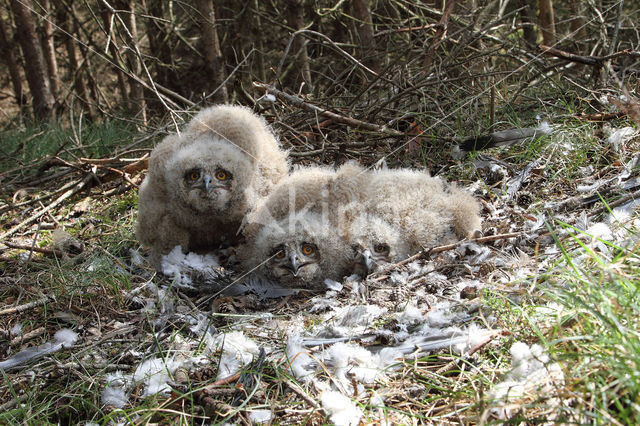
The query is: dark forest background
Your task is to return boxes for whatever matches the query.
[1,0,638,132]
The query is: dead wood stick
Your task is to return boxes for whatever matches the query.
[254,82,403,136]
[10,326,46,346]
[79,153,149,165]
[540,45,636,66]
[0,297,51,316]
[375,24,438,37]
[370,232,522,279]
[2,241,65,257]
[576,111,625,121]
[423,0,457,71]
[285,380,323,411]
[589,186,640,217]
[0,174,93,240]
[0,178,80,215]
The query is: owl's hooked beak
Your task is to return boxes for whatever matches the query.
[352,246,375,276]
[193,174,214,192]
[362,249,376,271]
[287,252,301,276]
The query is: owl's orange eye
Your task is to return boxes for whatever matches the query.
[187,170,200,181]
[273,247,286,259]
[301,244,315,256]
[216,170,228,181]
[374,244,389,254]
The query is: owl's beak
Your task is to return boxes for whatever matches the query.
[361,249,375,272]
[288,252,301,276]
[195,174,214,192]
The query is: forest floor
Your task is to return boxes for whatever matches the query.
[1,100,640,424]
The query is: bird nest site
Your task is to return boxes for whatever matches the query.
[1,2,640,424]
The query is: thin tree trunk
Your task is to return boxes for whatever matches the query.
[10,0,54,120]
[285,0,312,91]
[100,4,130,110]
[114,0,146,124]
[195,0,228,104]
[142,0,173,90]
[538,0,556,46]
[517,0,538,48]
[252,0,266,83]
[0,15,25,107]
[55,0,93,118]
[348,0,379,74]
[39,0,59,96]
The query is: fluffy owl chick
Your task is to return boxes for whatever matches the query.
[362,168,481,251]
[344,210,411,276]
[241,211,353,290]
[136,105,289,267]
[243,161,366,239]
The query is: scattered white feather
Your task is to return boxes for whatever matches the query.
[324,278,343,291]
[609,199,640,224]
[248,409,273,424]
[320,305,387,337]
[263,94,276,102]
[161,246,221,287]
[133,358,181,396]
[0,328,78,371]
[54,328,79,347]
[394,304,424,325]
[489,341,564,419]
[537,120,552,134]
[286,333,316,380]
[210,331,260,380]
[320,390,363,426]
[129,248,146,267]
[10,323,23,336]
[607,127,637,152]
[101,385,128,408]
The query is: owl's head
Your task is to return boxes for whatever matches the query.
[250,211,351,289]
[163,137,256,216]
[346,213,411,276]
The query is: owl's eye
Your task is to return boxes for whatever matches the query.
[215,170,229,181]
[301,244,316,256]
[186,170,200,181]
[273,247,286,259]
[374,244,389,254]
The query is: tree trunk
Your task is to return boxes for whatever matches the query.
[348,0,379,74]
[10,0,54,120]
[517,0,538,48]
[115,0,147,124]
[39,0,60,96]
[142,0,174,90]
[195,0,228,104]
[55,0,93,118]
[0,14,25,107]
[285,0,312,92]
[538,0,556,46]
[100,4,130,110]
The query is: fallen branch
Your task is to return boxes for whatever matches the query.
[540,45,637,66]
[0,297,51,316]
[589,186,640,217]
[2,241,65,257]
[254,82,403,136]
[11,326,46,346]
[0,174,93,240]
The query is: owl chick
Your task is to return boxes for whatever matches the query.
[136,105,289,268]
[242,161,366,239]
[361,168,481,251]
[241,211,353,290]
[344,210,412,277]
